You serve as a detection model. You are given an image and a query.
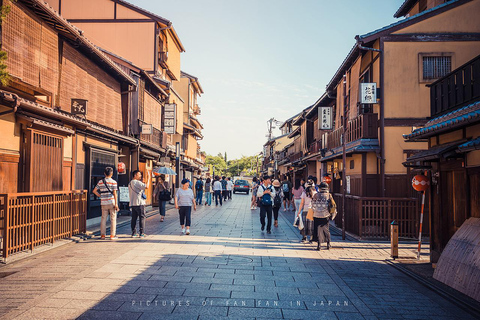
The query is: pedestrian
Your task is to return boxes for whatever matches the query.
[257,175,276,234]
[129,169,151,238]
[221,176,228,201]
[213,176,223,206]
[93,167,118,240]
[281,175,293,211]
[204,177,212,206]
[272,179,284,227]
[251,177,259,210]
[298,181,316,243]
[311,182,337,250]
[292,178,305,220]
[195,177,204,205]
[153,174,170,222]
[226,177,234,200]
[174,178,196,235]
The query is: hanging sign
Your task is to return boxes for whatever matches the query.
[71,99,87,115]
[118,186,129,203]
[141,124,153,135]
[319,106,333,130]
[164,103,177,134]
[360,83,377,104]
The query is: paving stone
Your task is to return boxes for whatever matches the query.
[227,306,283,318]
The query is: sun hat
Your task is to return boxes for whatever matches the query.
[272,179,281,187]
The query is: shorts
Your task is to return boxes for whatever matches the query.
[283,192,290,200]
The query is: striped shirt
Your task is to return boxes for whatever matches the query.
[95,178,117,206]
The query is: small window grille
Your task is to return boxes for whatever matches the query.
[423,56,451,80]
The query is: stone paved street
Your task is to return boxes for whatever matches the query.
[0,194,474,320]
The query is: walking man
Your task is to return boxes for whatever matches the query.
[129,169,150,238]
[93,167,118,240]
[221,176,228,201]
[213,176,223,206]
[226,177,234,200]
[195,177,204,205]
[257,175,276,234]
[281,175,293,211]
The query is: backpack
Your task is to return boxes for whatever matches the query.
[282,183,290,193]
[261,185,273,206]
[195,180,203,191]
[311,192,331,218]
[273,190,282,208]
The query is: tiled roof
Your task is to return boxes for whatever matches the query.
[404,141,463,163]
[457,137,480,152]
[403,101,480,140]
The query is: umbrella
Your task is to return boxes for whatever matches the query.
[153,166,177,175]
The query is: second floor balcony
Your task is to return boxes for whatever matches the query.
[139,120,167,149]
[323,113,378,150]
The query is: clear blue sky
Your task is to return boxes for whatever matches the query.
[130,0,405,159]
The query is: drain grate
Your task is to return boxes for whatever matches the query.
[203,255,253,265]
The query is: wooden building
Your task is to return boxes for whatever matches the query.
[403,54,480,263]
[271,0,480,239]
[0,0,136,222]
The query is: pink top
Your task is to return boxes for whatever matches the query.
[292,186,304,199]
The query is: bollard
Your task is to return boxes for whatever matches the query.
[391,220,398,259]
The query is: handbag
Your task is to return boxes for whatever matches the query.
[159,189,171,201]
[306,208,314,221]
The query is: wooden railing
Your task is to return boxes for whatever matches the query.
[308,140,322,154]
[333,193,418,239]
[430,54,480,117]
[323,113,378,150]
[0,190,87,259]
[290,151,303,162]
[139,120,166,148]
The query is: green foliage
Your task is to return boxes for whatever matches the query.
[205,154,260,178]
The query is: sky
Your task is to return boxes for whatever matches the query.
[130,0,405,159]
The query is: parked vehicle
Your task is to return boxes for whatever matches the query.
[233,180,250,194]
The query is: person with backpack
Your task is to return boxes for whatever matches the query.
[153,174,170,222]
[93,167,118,240]
[272,179,284,228]
[281,175,292,212]
[297,181,316,243]
[129,169,151,238]
[256,175,276,234]
[204,177,212,206]
[311,182,337,250]
[195,178,204,205]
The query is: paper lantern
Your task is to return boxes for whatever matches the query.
[412,175,429,192]
[118,162,126,174]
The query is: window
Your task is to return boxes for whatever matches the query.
[423,56,452,80]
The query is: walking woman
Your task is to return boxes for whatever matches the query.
[251,177,259,210]
[204,177,212,206]
[292,179,304,219]
[174,178,196,235]
[153,174,170,222]
[297,182,316,242]
[311,182,336,250]
[272,179,284,227]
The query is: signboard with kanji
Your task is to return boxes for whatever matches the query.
[164,103,176,134]
[141,124,152,135]
[319,106,333,130]
[71,99,87,115]
[360,83,377,104]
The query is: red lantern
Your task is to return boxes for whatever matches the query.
[118,162,126,175]
[412,175,429,192]
[323,176,332,185]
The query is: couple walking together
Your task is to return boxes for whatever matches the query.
[255,176,284,234]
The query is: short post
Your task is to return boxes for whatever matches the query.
[391,220,398,259]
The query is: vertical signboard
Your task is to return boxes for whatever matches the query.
[360,83,377,104]
[319,106,333,130]
[164,103,177,134]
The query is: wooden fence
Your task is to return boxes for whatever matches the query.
[333,194,418,239]
[0,190,87,259]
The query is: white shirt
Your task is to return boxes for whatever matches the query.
[226,181,234,191]
[129,179,146,206]
[213,180,223,191]
[256,183,276,198]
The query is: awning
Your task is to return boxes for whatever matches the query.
[457,137,480,153]
[320,144,380,162]
[139,147,160,160]
[16,112,75,135]
[403,140,465,167]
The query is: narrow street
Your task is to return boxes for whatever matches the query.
[0,195,473,320]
